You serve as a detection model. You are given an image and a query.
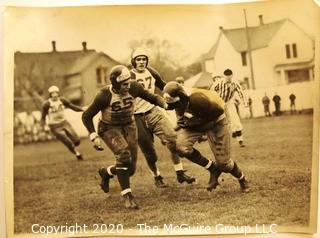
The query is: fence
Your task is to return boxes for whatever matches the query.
[14,81,315,144]
[241,81,315,118]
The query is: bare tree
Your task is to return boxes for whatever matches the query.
[129,37,202,82]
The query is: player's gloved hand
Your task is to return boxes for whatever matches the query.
[156,96,169,109]
[89,132,104,151]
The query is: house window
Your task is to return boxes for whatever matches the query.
[292,43,297,58]
[96,66,108,85]
[285,44,291,58]
[287,69,309,83]
[241,52,247,66]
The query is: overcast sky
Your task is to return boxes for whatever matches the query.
[5,0,319,65]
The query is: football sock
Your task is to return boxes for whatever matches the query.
[147,161,160,177]
[116,167,130,191]
[107,165,116,176]
[230,162,244,179]
[185,149,211,167]
[121,189,132,196]
[174,163,183,172]
[75,150,81,156]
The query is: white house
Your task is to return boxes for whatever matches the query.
[203,15,314,90]
[186,15,315,117]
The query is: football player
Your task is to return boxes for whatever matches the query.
[82,65,168,209]
[163,82,250,192]
[210,69,248,147]
[41,85,84,160]
[130,47,195,187]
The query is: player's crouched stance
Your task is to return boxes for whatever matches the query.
[163,82,250,193]
[82,65,168,209]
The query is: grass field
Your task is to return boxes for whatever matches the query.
[14,114,313,235]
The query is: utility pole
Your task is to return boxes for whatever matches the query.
[243,9,256,89]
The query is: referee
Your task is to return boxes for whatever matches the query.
[210,69,248,147]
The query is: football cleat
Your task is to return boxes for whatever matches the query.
[207,164,221,192]
[176,170,196,184]
[123,193,139,209]
[76,154,84,161]
[239,141,245,147]
[154,175,168,188]
[239,177,250,193]
[98,167,113,193]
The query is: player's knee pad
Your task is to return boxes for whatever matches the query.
[115,149,132,168]
[217,160,234,173]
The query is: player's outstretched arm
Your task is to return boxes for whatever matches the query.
[61,98,84,112]
[147,66,166,90]
[129,81,167,109]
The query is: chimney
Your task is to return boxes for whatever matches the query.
[258,15,264,25]
[82,41,87,51]
[51,41,57,52]
[219,26,223,30]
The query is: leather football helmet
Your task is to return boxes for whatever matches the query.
[110,65,131,90]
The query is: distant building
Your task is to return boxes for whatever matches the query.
[201,15,315,89]
[14,41,119,111]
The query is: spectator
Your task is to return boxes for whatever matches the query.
[262,93,271,117]
[272,92,281,116]
[248,97,253,118]
[24,111,36,143]
[289,93,296,114]
[14,112,25,144]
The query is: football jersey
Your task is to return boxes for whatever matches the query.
[100,86,134,125]
[210,77,248,106]
[41,97,83,125]
[82,81,165,134]
[131,69,156,114]
[47,98,66,124]
[173,87,225,127]
[131,67,166,114]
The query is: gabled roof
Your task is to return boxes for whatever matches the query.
[202,31,222,60]
[222,19,287,52]
[203,18,291,60]
[190,72,213,89]
[15,49,118,80]
[66,52,119,76]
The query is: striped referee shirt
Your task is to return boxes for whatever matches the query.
[210,76,248,106]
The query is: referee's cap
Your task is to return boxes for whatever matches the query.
[223,69,233,76]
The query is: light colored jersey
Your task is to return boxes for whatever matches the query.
[47,99,66,124]
[210,77,248,106]
[131,69,156,114]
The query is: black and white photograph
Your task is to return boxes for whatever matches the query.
[3,0,320,237]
